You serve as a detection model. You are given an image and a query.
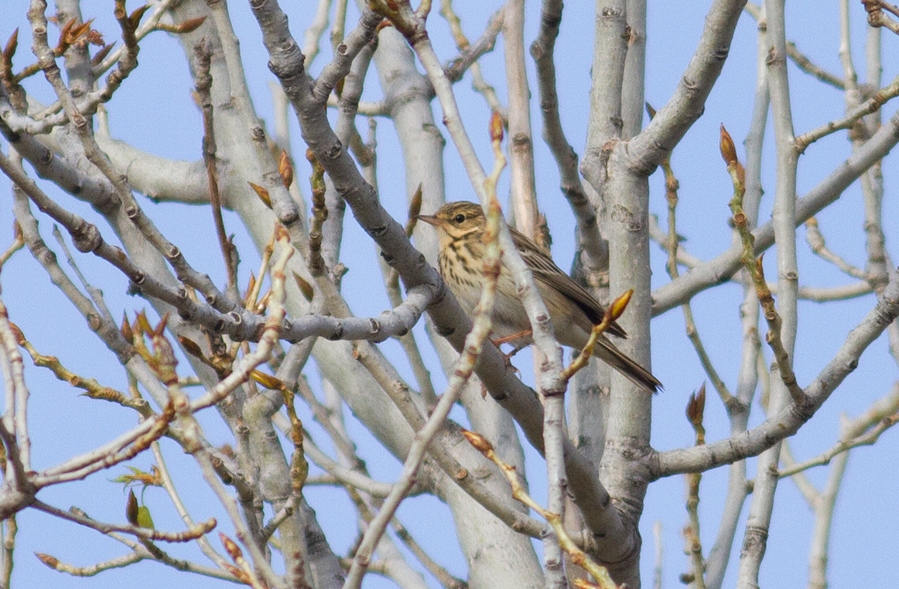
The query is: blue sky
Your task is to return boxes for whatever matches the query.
[1,1,898,587]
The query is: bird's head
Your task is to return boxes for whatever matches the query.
[416,201,486,241]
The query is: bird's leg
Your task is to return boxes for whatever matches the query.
[480,343,525,398]
[498,349,523,377]
[491,329,532,347]
[503,342,528,360]
[488,329,531,375]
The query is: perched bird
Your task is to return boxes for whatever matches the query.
[418,201,661,394]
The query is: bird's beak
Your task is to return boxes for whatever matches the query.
[415,214,441,227]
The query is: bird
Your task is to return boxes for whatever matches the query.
[417,201,661,394]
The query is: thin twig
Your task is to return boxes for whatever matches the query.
[16,332,149,414]
[439,0,506,116]
[656,115,734,408]
[864,0,899,35]
[344,164,505,589]
[786,42,846,90]
[349,482,467,589]
[744,6,845,91]
[683,385,707,589]
[33,499,215,543]
[532,0,607,272]
[194,39,239,300]
[445,9,503,83]
[302,0,334,67]
[0,285,31,472]
[795,71,899,153]
[344,138,506,588]
[720,126,806,406]
[0,223,23,269]
[804,218,867,279]
[653,521,663,589]
[151,442,231,569]
[463,431,621,589]
[1,515,16,587]
[779,412,899,477]
[502,0,539,238]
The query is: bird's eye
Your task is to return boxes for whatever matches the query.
[454,214,466,224]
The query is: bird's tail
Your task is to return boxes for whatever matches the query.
[593,337,662,394]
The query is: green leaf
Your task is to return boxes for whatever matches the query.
[136,505,155,529]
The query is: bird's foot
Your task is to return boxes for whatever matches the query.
[488,330,530,376]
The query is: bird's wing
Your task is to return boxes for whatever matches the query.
[508,227,628,339]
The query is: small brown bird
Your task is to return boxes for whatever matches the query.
[418,201,661,394]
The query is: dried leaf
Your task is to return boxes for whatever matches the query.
[120,312,134,344]
[293,272,314,302]
[111,465,162,487]
[489,110,504,143]
[248,182,272,209]
[686,383,706,426]
[35,553,59,568]
[91,42,114,65]
[126,489,139,525]
[178,336,205,359]
[404,184,423,237]
[174,16,206,34]
[129,5,151,30]
[461,429,493,454]
[220,532,242,561]
[57,18,77,50]
[278,149,294,189]
[7,321,24,345]
[755,254,766,279]
[69,19,95,45]
[152,313,168,337]
[251,371,286,391]
[244,272,257,304]
[3,29,18,60]
[719,124,737,166]
[223,564,250,584]
[87,29,105,46]
[135,310,153,334]
[609,289,633,322]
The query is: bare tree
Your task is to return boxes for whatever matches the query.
[0,1,897,588]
